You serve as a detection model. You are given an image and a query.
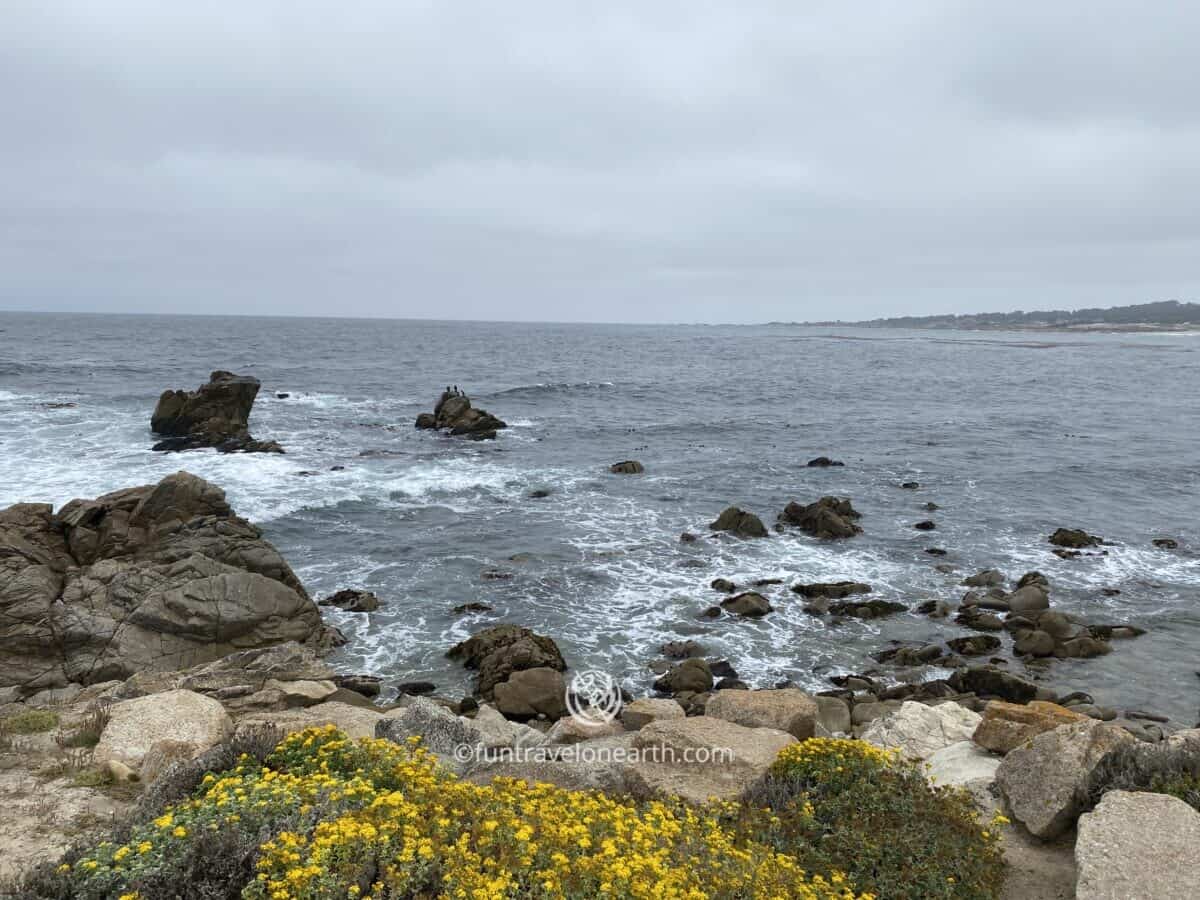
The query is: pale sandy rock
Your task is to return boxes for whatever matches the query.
[704,688,818,740]
[861,700,981,760]
[628,716,795,803]
[621,697,685,730]
[94,688,232,771]
[1076,790,1200,899]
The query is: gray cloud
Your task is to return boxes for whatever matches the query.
[2,1,1198,322]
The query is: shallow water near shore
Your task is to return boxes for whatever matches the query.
[1,312,1197,723]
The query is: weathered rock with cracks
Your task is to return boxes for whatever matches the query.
[151,371,281,453]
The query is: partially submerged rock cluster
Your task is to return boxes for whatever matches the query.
[415,387,507,439]
[151,370,282,453]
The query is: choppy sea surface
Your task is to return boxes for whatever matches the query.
[1,312,1197,722]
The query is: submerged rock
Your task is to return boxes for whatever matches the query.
[790,581,870,599]
[415,387,507,440]
[806,456,844,467]
[151,370,281,453]
[720,592,773,617]
[609,460,645,474]
[319,589,380,613]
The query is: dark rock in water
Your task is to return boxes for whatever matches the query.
[334,674,382,697]
[1017,571,1049,589]
[1049,527,1103,548]
[447,624,566,698]
[295,470,321,478]
[679,532,698,543]
[1007,584,1050,614]
[661,639,705,659]
[698,605,723,619]
[720,592,773,617]
[481,569,514,581]
[934,563,957,574]
[709,659,739,679]
[925,547,948,556]
[874,643,945,666]
[1013,629,1056,657]
[1090,624,1146,640]
[949,666,1039,704]
[453,602,494,615]
[151,370,282,453]
[276,392,290,399]
[709,506,768,538]
[528,488,552,499]
[414,387,507,440]
[715,677,748,690]
[900,481,920,489]
[962,569,1005,588]
[330,465,346,471]
[1052,548,1083,559]
[0,471,341,691]
[806,456,844,467]
[791,580,871,599]
[1152,537,1179,549]
[653,658,713,694]
[922,502,940,511]
[778,496,862,539]
[947,635,1001,656]
[961,587,1011,611]
[916,599,953,618]
[319,589,380,613]
[711,578,737,593]
[609,460,645,474]
[754,577,785,587]
[1101,588,1121,596]
[913,520,937,531]
[956,607,1004,631]
[829,598,907,619]
[1058,636,1111,659]
[396,680,437,696]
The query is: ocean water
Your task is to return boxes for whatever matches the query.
[1,312,1197,723]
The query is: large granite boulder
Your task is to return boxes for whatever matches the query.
[860,700,982,760]
[996,719,1135,839]
[93,689,232,772]
[627,716,796,803]
[492,667,568,721]
[777,496,862,539]
[415,387,507,440]
[446,625,566,698]
[705,688,818,740]
[151,371,281,453]
[1075,791,1200,899]
[1049,527,1103,549]
[973,700,1088,754]
[0,472,341,693]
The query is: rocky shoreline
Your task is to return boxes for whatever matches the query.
[0,381,1197,897]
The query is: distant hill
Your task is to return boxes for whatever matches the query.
[776,300,1200,331]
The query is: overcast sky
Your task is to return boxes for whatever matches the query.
[1,2,1197,323]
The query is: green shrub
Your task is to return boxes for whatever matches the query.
[735,737,1007,900]
[1086,740,1200,812]
[3,709,60,734]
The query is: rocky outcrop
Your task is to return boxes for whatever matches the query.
[414,387,507,440]
[720,592,773,617]
[973,700,1088,754]
[0,473,341,693]
[996,719,1135,839]
[447,625,567,699]
[806,456,844,467]
[708,507,768,538]
[705,688,818,740]
[653,658,713,695]
[1075,791,1200,899]
[151,371,281,453]
[790,580,870,599]
[777,496,862,539]
[493,667,568,720]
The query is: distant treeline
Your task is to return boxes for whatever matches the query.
[784,300,1200,329]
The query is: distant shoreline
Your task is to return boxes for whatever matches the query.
[770,321,1200,334]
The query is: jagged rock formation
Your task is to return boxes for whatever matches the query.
[415,387,507,440]
[0,471,341,693]
[150,370,282,453]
